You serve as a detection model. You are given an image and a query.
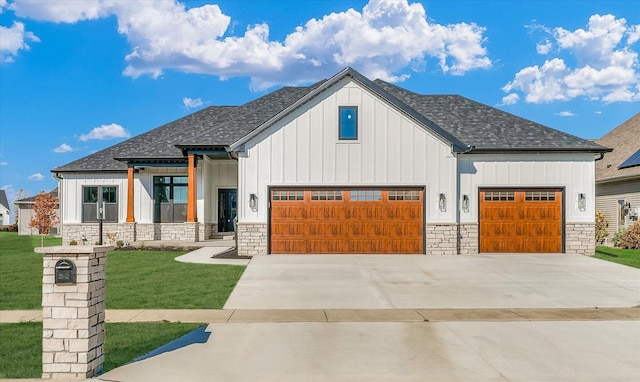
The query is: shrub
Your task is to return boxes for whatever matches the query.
[619,222,640,249]
[595,211,608,244]
[116,240,124,248]
[69,240,78,245]
[612,226,626,247]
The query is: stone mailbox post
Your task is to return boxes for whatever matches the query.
[36,245,112,379]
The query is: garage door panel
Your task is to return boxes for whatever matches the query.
[271,188,423,254]
[480,189,562,253]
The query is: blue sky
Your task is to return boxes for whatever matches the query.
[1,0,639,221]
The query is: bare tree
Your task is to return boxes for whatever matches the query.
[29,191,59,247]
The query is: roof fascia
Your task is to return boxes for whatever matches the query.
[229,67,468,153]
[462,148,612,155]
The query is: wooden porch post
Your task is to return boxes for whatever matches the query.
[126,165,135,222]
[187,154,198,222]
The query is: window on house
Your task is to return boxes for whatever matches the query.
[272,190,304,201]
[339,106,358,140]
[154,176,188,223]
[82,186,118,223]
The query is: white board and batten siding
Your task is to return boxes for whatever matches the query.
[238,77,457,224]
[458,153,597,223]
[58,173,128,224]
[60,159,238,225]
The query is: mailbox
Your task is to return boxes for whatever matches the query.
[55,259,76,285]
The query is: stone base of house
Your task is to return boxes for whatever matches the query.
[425,223,458,255]
[236,223,268,256]
[457,223,479,255]
[61,222,221,245]
[565,222,596,255]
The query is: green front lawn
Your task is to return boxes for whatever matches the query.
[0,232,245,310]
[0,232,61,309]
[594,246,640,269]
[0,322,204,378]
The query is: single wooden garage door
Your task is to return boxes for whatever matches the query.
[270,188,423,254]
[479,189,563,253]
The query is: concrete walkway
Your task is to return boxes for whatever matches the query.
[2,307,640,324]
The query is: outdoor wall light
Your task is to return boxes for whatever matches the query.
[249,193,258,212]
[439,193,447,212]
[461,194,470,213]
[578,193,586,212]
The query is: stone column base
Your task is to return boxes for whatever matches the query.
[237,223,268,256]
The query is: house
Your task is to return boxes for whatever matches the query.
[595,113,640,242]
[13,188,61,236]
[0,190,10,227]
[52,67,609,255]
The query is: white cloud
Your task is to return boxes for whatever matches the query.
[183,97,203,109]
[9,0,491,89]
[500,93,520,105]
[0,21,40,62]
[594,111,602,115]
[504,14,640,104]
[28,173,44,181]
[0,0,7,12]
[53,143,74,153]
[79,123,130,141]
[536,39,552,54]
[9,0,108,23]
[0,161,7,165]
[556,111,574,117]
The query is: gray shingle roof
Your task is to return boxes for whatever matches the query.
[0,190,9,211]
[374,80,609,152]
[53,67,608,173]
[13,188,59,205]
[595,113,640,182]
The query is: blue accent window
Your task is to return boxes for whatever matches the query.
[339,106,358,140]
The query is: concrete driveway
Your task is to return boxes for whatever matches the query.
[99,254,640,381]
[224,254,640,309]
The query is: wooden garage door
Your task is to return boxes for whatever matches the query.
[479,189,563,253]
[270,188,423,254]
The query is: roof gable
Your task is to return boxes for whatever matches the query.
[230,67,469,152]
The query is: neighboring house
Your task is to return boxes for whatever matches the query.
[0,190,10,226]
[52,67,609,255]
[595,113,640,243]
[13,188,61,236]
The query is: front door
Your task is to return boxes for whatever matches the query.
[218,189,237,232]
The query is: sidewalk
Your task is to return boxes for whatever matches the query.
[2,307,639,324]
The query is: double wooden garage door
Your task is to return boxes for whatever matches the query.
[270,188,424,254]
[479,189,563,253]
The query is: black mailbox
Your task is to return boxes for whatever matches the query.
[55,259,76,285]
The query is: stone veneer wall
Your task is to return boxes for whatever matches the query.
[62,224,134,245]
[62,222,200,244]
[199,223,217,240]
[425,223,458,255]
[39,245,111,379]
[457,223,479,255]
[237,223,268,256]
[565,222,595,255]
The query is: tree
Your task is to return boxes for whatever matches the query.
[29,191,59,247]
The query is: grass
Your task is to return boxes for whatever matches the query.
[0,232,246,310]
[0,322,204,378]
[0,232,61,309]
[594,246,640,269]
[0,322,42,379]
[106,250,245,309]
